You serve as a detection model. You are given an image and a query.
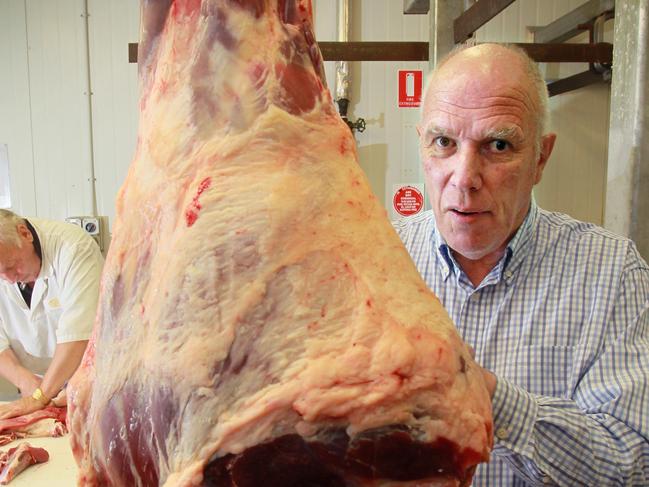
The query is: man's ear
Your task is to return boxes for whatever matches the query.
[535,133,556,184]
[16,224,33,244]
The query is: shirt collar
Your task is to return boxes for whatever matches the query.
[432,198,539,286]
[432,226,458,282]
[25,219,53,281]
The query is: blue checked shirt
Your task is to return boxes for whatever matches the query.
[393,200,649,486]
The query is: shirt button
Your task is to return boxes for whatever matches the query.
[469,293,479,301]
[496,427,509,440]
[505,271,513,278]
[542,475,553,484]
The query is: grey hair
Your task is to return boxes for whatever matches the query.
[0,209,25,247]
[422,43,550,157]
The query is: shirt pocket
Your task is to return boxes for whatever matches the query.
[507,345,575,398]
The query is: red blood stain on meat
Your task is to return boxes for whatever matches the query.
[171,0,201,19]
[185,177,212,227]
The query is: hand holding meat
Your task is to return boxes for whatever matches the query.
[395,43,649,484]
[0,397,45,421]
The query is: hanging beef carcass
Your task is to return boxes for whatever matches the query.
[67,1,493,485]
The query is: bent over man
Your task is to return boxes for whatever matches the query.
[0,209,103,418]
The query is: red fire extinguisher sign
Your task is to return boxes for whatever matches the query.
[398,70,423,108]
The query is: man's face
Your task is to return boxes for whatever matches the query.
[418,47,555,262]
[0,225,41,284]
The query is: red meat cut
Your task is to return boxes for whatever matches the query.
[67,1,493,486]
[0,443,49,484]
[0,406,67,446]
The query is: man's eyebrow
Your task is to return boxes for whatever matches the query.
[419,125,452,146]
[485,127,523,140]
[423,125,449,135]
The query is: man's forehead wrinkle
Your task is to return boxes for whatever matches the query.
[509,85,538,114]
[427,99,529,123]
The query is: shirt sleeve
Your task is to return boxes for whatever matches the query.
[54,237,104,343]
[490,248,649,486]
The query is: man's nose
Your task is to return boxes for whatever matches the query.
[451,147,482,192]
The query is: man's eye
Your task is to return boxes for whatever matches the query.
[434,136,453,148]
[489,139,510,152]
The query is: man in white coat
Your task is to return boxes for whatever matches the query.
[0,209,103,418]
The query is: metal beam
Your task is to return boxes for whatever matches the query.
[605,0,649,259]
[514,42,613,63]
[454,0,516,43]
[127,41,612,64]
[404,0,429,14]
[319,42,429,61]
[533,0,615,44]
[430,0,465,69]
[546,70,605,97]
[128,41,430,63]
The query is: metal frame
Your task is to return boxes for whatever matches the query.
[532,0,614,44]
[449,0,615,97]
[128,40,611,64]
[128,42,430,63]
[605,0,649,258]
[404,0,430,14]
[453,0,517,44]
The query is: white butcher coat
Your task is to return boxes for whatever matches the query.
[0,218,103,375]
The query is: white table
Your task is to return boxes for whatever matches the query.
[0,397,77,486]
[4,435,78,486]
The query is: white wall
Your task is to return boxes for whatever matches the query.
[474,0,612,225]
[86,0,140,222]
[0,0,138,227]
[0,0,96,219]
[0,0,40,215]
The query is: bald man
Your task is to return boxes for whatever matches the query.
[394,44,649,485]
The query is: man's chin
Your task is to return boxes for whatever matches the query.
[448,241,503,262]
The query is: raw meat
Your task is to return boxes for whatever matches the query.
[0,407,67,446]
[68,1,493,486]
[0,442,49,484]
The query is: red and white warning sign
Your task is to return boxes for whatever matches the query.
[393,185,424,217]
[398,70,423,108]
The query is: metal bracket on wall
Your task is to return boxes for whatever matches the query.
[451,0,615,97]
[532,0,614,44]
[532,0,615,97]
[454,0,517,44]
[403,0,430,14]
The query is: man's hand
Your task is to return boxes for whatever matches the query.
[480,367,497,399]
[0,396,46,420]
[18,375,41,399]
[51,389,67,407]
[466,343,497,400]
